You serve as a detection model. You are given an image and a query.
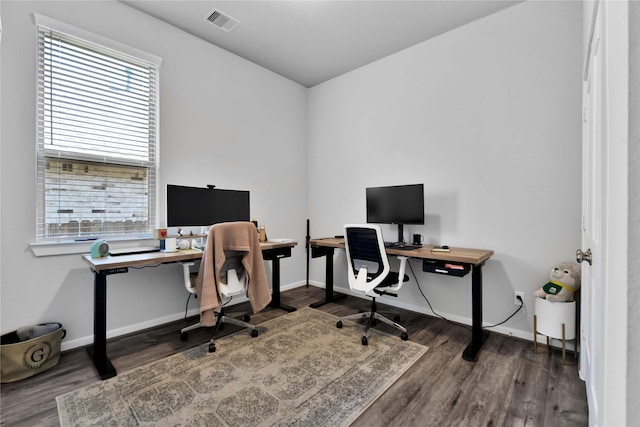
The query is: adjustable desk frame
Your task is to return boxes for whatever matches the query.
[309,238,493,362]
[82,241,297,380]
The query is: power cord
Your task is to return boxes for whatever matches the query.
[184,293,192,320]
[483,295,525,329]
[408,259,525,330]
[408,260,465,328]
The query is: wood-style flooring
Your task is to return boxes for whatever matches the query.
[0,286,588,426]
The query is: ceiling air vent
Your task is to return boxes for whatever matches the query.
[205,9,240,32]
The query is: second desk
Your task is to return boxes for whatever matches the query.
[309,238,493,362]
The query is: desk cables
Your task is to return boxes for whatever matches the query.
[483,296,525,329]
[408,259,526,331]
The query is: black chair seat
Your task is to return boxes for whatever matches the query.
[376,272,409,289]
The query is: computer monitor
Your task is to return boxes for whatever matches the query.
[167,185,250,227]
[366,183,424,245]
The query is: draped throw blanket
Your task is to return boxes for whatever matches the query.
[196,222,271,326]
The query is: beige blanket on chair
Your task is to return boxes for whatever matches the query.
[196,222,272,326]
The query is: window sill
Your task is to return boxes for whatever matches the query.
[30,236,158,257]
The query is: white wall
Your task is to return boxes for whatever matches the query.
[0,0,308,349]
[307,0,583,339]
[1,0,584,350]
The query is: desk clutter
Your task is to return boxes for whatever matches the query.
[153,220,271,250]
[159,237,204,252]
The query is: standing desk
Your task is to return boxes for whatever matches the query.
[82,240,297,380]
[309,238,493,361]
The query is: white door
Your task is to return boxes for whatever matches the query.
[580,1,628,426]
[580,4,604,421]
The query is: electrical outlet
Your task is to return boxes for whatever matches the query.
[514,291,525,306]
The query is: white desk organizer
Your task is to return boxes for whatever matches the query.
[533,297,577,364]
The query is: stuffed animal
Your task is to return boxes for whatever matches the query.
[534,262,581,302]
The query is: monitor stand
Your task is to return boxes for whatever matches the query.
[396,223,405,246]
[384,224,406,248]
[384,224,406,247]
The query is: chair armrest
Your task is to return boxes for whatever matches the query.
[351,266,371,292]
[180,261,196,293]
[385,256,409,292]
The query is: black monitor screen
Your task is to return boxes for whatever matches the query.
[366,184,424,225]
[167,185,250,227]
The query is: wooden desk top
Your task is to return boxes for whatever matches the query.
[83,241,297,271]
[310,237,493,265]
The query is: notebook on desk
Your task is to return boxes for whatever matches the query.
[267,238,294,243]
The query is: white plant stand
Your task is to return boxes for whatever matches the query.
[533,297,578,364]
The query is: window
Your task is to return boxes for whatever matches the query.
[35,15,161,242]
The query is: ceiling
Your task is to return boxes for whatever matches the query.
[120,0,522,88]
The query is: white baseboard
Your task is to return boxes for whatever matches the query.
[61,310,201,352]
[304,282,559,347]
[63,281,573,353]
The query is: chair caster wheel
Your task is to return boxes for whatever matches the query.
[180,332,188,341]
[244,314,251,322]
[362,336,368,346]
[251,329,259,338]
[209,342,216,353]
[401,332,409,341]
[336,321,343,329]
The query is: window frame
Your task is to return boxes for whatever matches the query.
[32,14,162,252]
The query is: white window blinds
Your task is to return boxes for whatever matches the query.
[35,16,161,241]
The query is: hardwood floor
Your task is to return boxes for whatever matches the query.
[0,286,588,426]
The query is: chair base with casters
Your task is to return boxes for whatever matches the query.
[337,253,410,345]
[336,296,408,346]
[179,260,259,353]
[181,301,259,353]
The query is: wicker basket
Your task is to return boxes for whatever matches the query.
[1,323,66,383]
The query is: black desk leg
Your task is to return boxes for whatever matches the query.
[268,256,296,312]
[309,247,346,308]
[87,271,117,380]
[462,263,489,361]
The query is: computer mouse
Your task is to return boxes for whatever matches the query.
[442,245,449,250]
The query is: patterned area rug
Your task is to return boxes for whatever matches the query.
[56,308,428,426]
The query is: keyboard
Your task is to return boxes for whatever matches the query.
[388,244,421,251]
[109,246,161,256]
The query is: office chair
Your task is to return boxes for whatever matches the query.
[180,254,258,352]
[336,224,410,345]
[180,223,267,353]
